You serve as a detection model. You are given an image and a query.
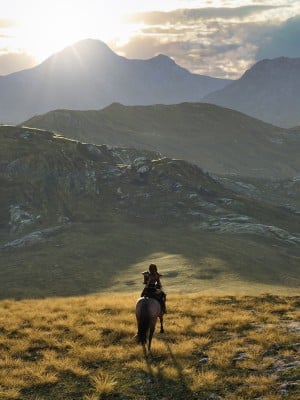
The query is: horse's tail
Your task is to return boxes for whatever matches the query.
[137,299,150,345]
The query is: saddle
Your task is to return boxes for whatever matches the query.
[141,284,167,313]
[142,287,161,301]
[142,282,159,296]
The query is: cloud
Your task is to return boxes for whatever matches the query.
[125,5,285,25]
[0,19,35,75]
[115,4,296,78]
[256,16,300,60]
[113,36,165,60]
[113,19,278,79]
[114,34,247,79]
[2,5,298,78]
[0,19,14,29]
[0,51,36,75]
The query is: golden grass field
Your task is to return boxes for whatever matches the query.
[0,293,299,399]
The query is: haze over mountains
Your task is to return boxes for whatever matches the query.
[0,39,229,124]
[1,38,300,127]
[204,57,300,128]
[23,102,300,179]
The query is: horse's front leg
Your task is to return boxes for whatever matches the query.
[159,315,164,333]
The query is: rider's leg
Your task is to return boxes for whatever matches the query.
[160,293,167,314]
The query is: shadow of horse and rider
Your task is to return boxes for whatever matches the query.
[140,341,195,399]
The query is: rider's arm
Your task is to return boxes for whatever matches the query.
[156,274,162,289]
[142,271,149,285]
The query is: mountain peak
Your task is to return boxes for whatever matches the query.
[203,56,300,127]
[149,54,176,65]
[37,38,120,74]
[243,56,300,78]
[57,38,118,60]
[70,38,115,54]
[0,38,230,123]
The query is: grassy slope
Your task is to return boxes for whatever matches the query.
[0,293,299,399]
[0,126,300,299]
[1,219,300,300]
[22,103,300,178]
[0,126,299,399]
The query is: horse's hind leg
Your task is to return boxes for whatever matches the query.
[159,316,164,333]
[148,327,154,351]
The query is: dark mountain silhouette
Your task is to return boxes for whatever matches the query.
[23,102,300,179]
[0,39,230,123]
[203,57,300,128]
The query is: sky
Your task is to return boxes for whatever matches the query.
[0,0,300,78]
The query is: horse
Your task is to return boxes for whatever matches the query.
[135,296,164,351]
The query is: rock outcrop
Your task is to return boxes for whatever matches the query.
[1,125,299,250]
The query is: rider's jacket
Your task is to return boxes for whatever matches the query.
[142,271,162,290]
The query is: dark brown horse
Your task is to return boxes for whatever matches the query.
[135,296,164,351]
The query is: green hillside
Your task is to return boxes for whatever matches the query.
[22,102,300,178]
[0,125,299,299]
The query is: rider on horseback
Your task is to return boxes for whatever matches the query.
[141,264,167,314]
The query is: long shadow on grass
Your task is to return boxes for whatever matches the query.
[140,342,195,400]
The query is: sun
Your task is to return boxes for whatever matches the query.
[3,0,191,65]
[15,1,132,62]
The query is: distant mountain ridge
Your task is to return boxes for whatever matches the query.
[203,57,300,128]
[0,39,230,123]
[23,102,300,179]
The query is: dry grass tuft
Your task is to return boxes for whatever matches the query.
[90,370,117,395]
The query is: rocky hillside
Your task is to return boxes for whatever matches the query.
[23,102,300,179]
[213,174,300,213]
[0,39,229,124]
[203,57,300,128]
[0,125,299,298]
